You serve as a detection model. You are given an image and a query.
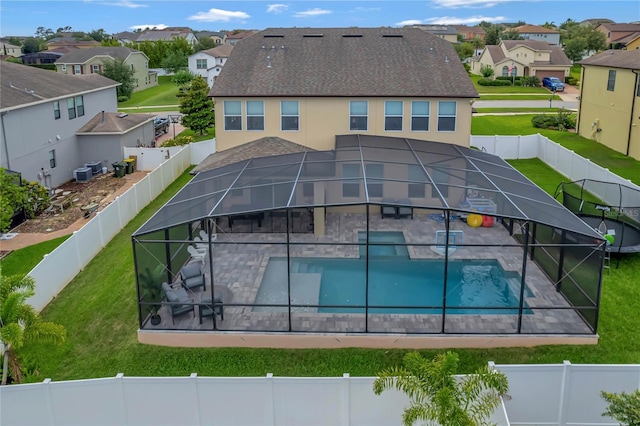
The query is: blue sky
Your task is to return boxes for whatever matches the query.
[1,0,639,37]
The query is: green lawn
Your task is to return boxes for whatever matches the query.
[479,94,562,100]
[472,115,640,186]
[570,65,581,85]
[469,74,553,94]
[118,76,180,108]
[0,236,70,276]
[475,108,565,114]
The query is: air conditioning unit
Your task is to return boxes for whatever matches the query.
[74,167,92,183]
[84,161,102,175]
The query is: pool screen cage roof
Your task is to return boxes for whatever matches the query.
[134,134,602,239]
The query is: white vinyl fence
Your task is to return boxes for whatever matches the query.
[470,134,640,201]
[124,138,215,172]
[2,362,638,426]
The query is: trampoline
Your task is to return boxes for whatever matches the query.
[556,179,640,255]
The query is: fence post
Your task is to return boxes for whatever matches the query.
[96,211,106,247]
[558,361,572,425]
[43,378,56,425]
[73,230,83,271]
[341,373,350,426]
[190,373,201,425]
[266,373,275,426]
[116,373,129,425]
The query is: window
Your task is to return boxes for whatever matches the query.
[637,78,640,97]
[196,59,207,69]
[61,64,66,72]
[350,101,368,131]
[53,101,60,120]
[607,70,616,91]
[502,66,509,76]
[365,163,384,198]
[411,101,429,131]
[437,101,456,132]
[48,150,56,168]
[75,96,84,117]
[223,101,242,130]
[92,64,100,73]
[408,165,425,198]
[67,97,76,119]
[302,182,314,198]
[342,163,360,197]
[384,101,403,131]
[246,101,264,131]
[281,101,299,131]
[73,65,81,74]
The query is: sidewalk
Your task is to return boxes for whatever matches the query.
[0,171,148,253]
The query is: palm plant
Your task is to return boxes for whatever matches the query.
[0,272,66,385]
[373,351,509,426]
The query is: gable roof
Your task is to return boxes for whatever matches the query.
[0,61,119,111]
[579,49,640,70]
[611,30,640,43]
[76,112,152,134]
[55,47,143,64]
[226,30,258,40]
[485,45,506,63]
[502,40,552,52]
[597,23,640,32]
[211,27,477,98]
[198,44,234,59]
[46,40,100,48]
[514,24,560,34]
[412,25,458,35]
[136,28,194,42]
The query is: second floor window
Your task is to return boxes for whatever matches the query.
[246,101,265,131]
[223,101,242,131]
[92,64,100,73]
[67,97,76,119]
[437,101,456,132]
[281,101,299,131]
[350,101,368,131]
[53,101,60,120]
[411,101,429,131]
[384,101,403,131]
[607,70,616,91]
[196,59,207,69]
[76,96,84,117]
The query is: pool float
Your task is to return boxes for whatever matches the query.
[481,215,494,227]
[467,213,482,227]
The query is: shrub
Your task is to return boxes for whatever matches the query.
[479,64,494,78]
[478,78,512,86]
[117,95,129,102]
[521,76,541,87]
[22,181,50,219]
[514,80,522,86]
[532,115,558,129]
[532,109,576,130]
[566,77,578,85]
[496,76,522,82]
[162,135,195,147]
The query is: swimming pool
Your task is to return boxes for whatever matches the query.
[254,257,531,314]
[357,231,409,257]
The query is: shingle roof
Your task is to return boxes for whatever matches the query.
[54,47,142,64]
[199,44,234,58]
[210,27,477,98]
[579,49,640,70]
[514,24,560,34]
[76,112,152,134]
[611,30,640,43]
[413,25,458,35]
[598,23,640,32]
[136,28,193,42]
[0,61,119,111]
[192,136,311,173]
[502,40,552,51]
[486,45,506,63]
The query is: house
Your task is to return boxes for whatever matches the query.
[135,27,197,45]
[46,39,100,50]
[225,30,258,45]
[411,25,458,43]
[1,42,21,57]
[54,47,157,92]
[0,62,154,188]
[470,40,571,81]
[513,24,561,45]
[595,23,640,48]
[626,33,640,50]
[580,18,615,27]
[210,27,477,153]
[21,51,64,65]
[112,31,139,46]
[195,31,227,46]
[452,25,486,42]
[576,50,640,160]
[188,44,233,87]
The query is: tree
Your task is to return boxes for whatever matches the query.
[601,390,640,426]
[88,28,107,42]
[179,76,215,135]
[564,38,587,62]
[99,58,135,100]
[194,37,217,52]
[0,169,23,233]
[6,37,22,47]
[34,26,54,40]
[0,273,66,385]
[454,42,475,61]
[173,69,195,90]
[470,36,485,50]
[21,37,44,54]
[485,26,501,45]
[161,50,188,75]
[480,64,495,78]
[373,351,509,426]
[501,28,523,40]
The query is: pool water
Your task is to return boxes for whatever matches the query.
[357,231,409,257]
[255,257,531,315]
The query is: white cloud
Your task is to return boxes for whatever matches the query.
[292,8,332,18]
[97,0,147,8]
[267,4,288,14]
[188,8,250,23]
[352,6,382,12]
[431,0,515,8]
[397,15,507,26]
[129,24,168,31]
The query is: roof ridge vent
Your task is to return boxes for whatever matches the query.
[342,34,363,38]
[303,34,324,37]
[382,34,403,38]
[264,34,284,38]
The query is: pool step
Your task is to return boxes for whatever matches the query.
[290,261,323,275]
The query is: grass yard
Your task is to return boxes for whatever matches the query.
[475,108,565,114]
[0,236,70,276]
[570,65,581,85]
[118,76,180,108]
[479,94,562,100]
[470,74,553,94]
[6,155,639,381]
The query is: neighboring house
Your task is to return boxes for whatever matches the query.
[411,25,458,43]
[210,27,477,153]
[195,31,227,45]
[470,40,571,81]
[46,39,100,50]
[513,24,561,45]
[135,27,197,45]
[452,25,486,41]
[576,49,640,160]
[0,61,155,188]
[627,33,640,50]
[595,23,640,48]
[112,31,139,45]
[225,30,258,45]
[1,42,21,57]
[188,44,233,87]
[21,51,64,65]
[580,18,615,27]
[54,47,157,92]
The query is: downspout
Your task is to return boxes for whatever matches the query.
[0,111,10,169]
[576,65,585,135]
[627,70,639,156]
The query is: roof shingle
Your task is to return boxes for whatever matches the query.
[579,49,640,70]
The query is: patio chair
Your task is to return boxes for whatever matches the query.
[162,282,195,324]
[199,230,218,242]
[180,262,206,292]
[192,236,210,251]
[187,245,206,264]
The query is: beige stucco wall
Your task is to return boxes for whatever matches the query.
[627,37,640,50]
[577,65,640,159]
[214,97,473,152]
[470,50,495,75]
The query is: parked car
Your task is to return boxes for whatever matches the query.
[542,77,565,92]
[154,117,169,136]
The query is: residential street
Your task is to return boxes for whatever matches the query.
[474,99,579,110]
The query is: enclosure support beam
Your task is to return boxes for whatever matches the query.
[517,222,530,334]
